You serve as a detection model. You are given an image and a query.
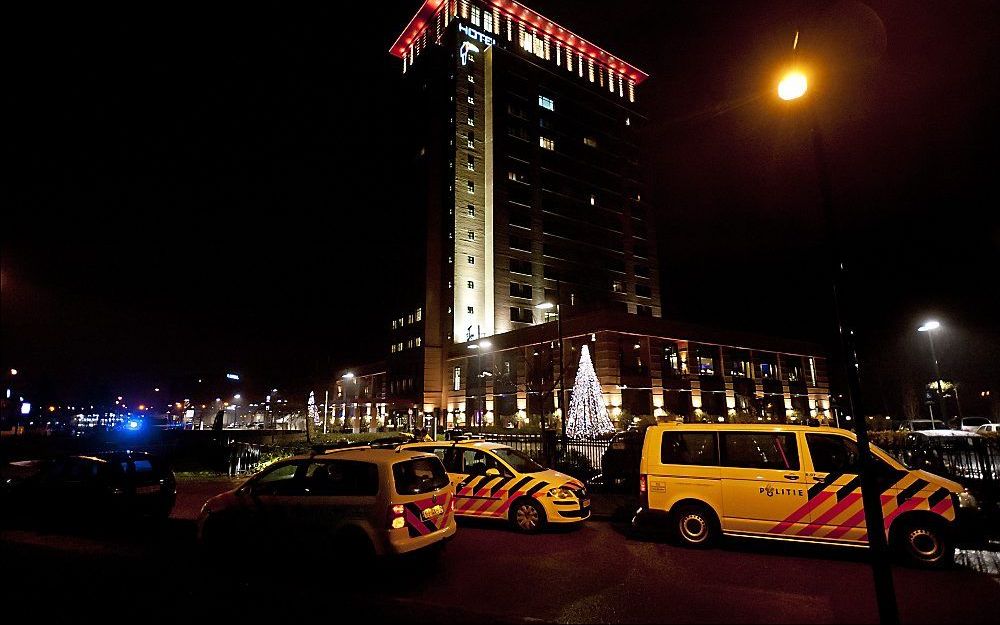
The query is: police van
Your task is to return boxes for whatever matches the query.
[400,440,590,532]
[633,423,977,567]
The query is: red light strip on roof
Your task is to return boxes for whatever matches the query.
[389,0,649,84]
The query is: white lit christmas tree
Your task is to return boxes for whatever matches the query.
[566,344,615,439]
[307,391,320,426]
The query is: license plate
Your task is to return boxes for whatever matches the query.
[421,504,444,520]
[136,485,160,495]
[582,499,590,508]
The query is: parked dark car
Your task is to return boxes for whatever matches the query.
[0,451,176,525]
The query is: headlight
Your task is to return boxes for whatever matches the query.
[547,487,574,500]
[957,490,978,509]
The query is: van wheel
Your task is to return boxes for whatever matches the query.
[672,503,718,548]
[510,498,546,533]
[893,518,953,569]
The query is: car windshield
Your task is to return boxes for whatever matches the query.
[964,418,989,426]
[491,448,544,473]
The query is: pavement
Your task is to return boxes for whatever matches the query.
[1,477,998,623]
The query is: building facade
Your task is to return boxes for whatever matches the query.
[382,0,658,418]
[328,1,831,427]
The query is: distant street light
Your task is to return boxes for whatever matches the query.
[918,320,947,425]
[9,369,17,376]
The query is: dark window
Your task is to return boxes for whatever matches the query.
[806,434,860,474]
[509,234,531,251]
[661,432,717,466]
[392,457,449,494]
[635,283,652,298]
[509,282,532,299]
[510,307,534,323]
[721,432,799,470]
[252,462,301,496]
[637,305,653,317]
[304,461,379,496]
[510,258,533,275]
[635,265,650,278]
[459,450,508,476]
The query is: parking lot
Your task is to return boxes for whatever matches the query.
[1,478,997,623]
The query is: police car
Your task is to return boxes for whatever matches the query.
[399,440,590,532]
[197,447,456,557]
[633,423,976,568]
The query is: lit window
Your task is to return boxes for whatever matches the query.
[625,116,631,126]
[467,180,475,193]
[468,94,474,105]
[539,136,555,151]
[467,131,474,148]
[538,95,554,111]
[415,336,422,347]
[467,154,475,170]
[467,204,475,217]
[590,194,596,206]
[467,255,475,264]
[470,5,481,26]
[612,280,625,293]
[416,307,422,321]
[467,108,475,126]
[454,366,462,390]
[467,230,475,241]
[483,10,493,33]
[468,74,475,83]
[584,136,598,148]
[467,280,474,289]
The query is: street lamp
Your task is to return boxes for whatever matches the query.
[537,290,566,453]
[917,321,947,427]
[342,373,356,432]
[779,65,899,624]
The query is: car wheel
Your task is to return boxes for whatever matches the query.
[672,503,718,548]
[893,518,954,569]
[510,498,546,533]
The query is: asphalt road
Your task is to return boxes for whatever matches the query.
[1,478,997,623]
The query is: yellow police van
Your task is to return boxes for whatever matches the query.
[633,423,977,567]
[400,440,590,532]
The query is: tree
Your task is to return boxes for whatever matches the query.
[306,391,319,443]
[566,345,615,439]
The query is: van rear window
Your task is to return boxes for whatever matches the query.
[393,457,450,495]
[660,432,718,466]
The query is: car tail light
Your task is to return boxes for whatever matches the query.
[389,504,406,529]
[639,474,649,509]
[639,474,647,493]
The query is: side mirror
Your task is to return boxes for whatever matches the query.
[485,468,501,477]
[237,483,253,497]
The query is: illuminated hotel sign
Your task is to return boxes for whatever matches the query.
[460,41,479,65]
[458,22,495,48]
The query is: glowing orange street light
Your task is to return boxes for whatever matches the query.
[778,70,807,100]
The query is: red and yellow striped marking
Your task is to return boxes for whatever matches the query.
[769,471,954,542]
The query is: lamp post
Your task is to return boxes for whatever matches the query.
[467,331,491,429]
[341,373,357,433]
[917,321,947,427]
[536,285,566,451]
[779,67,899,624]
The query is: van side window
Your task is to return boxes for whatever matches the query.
[806,434,860,474]
[721,433,799,470]
[660,432,717,465]
[305,461,379,497]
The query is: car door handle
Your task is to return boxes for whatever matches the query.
[784,474,800,481]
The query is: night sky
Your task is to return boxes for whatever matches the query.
[4,1,998,414]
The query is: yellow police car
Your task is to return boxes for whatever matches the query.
[400,440,590,532]
[633,423,976,568]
